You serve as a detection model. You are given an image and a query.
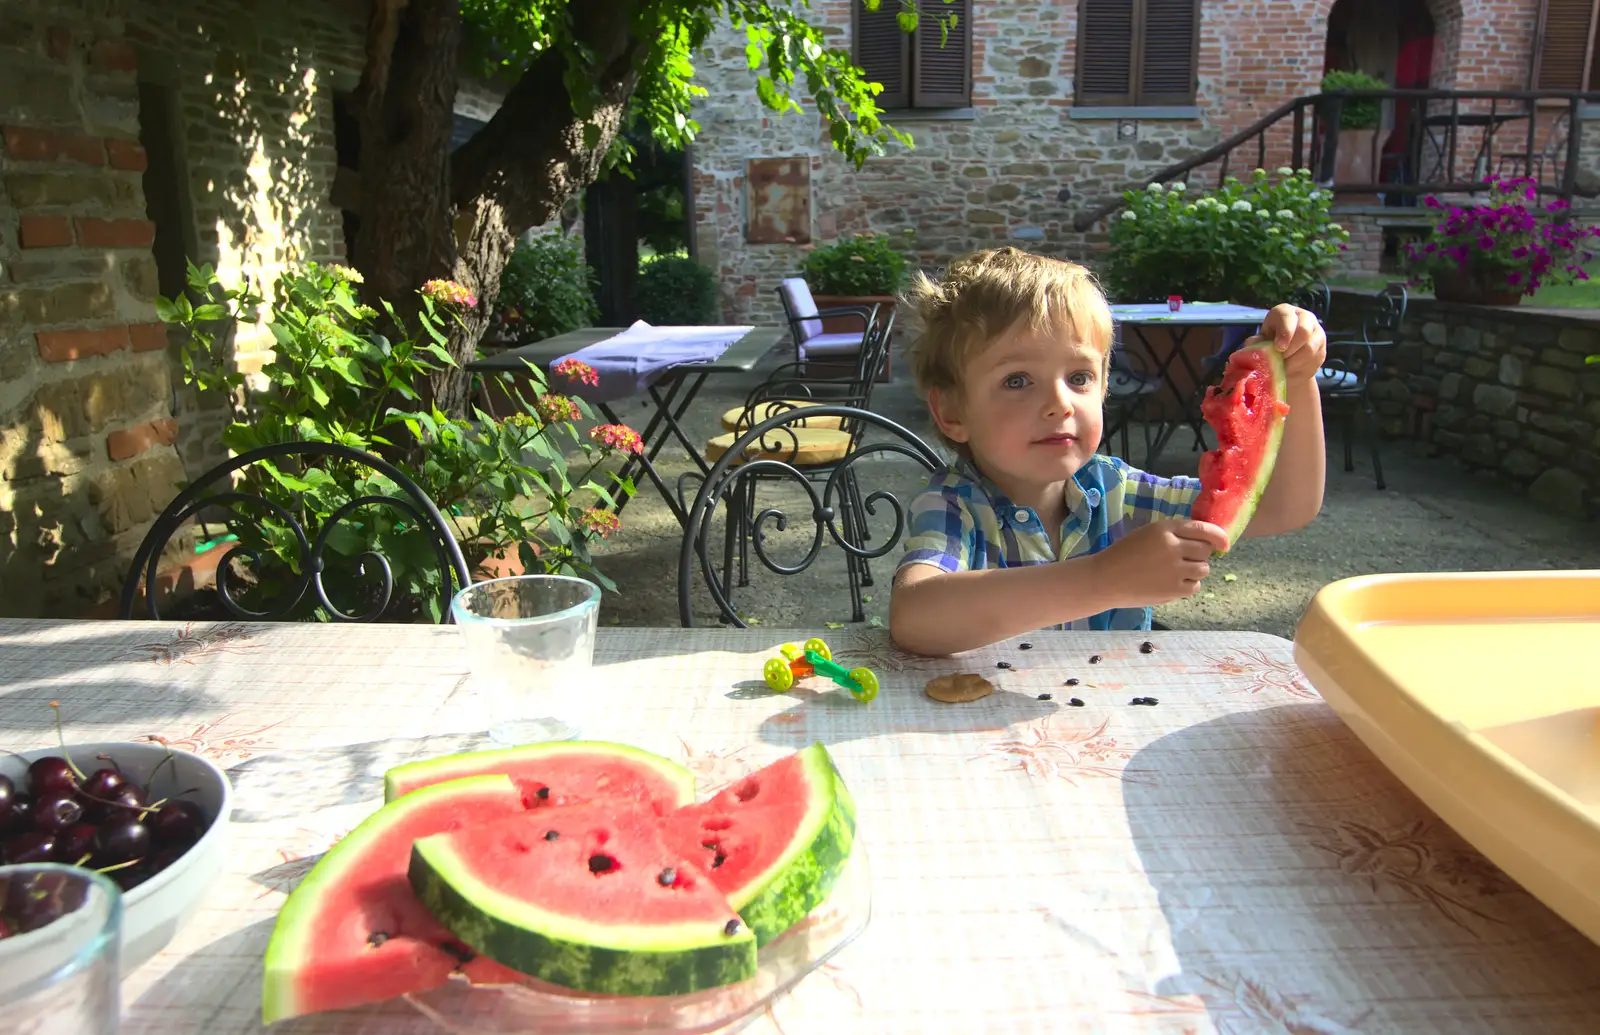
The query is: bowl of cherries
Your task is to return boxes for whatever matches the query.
[0,739,231,976]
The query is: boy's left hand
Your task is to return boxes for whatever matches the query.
[1250,304,1327,382]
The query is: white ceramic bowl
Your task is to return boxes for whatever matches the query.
[1,741,231,976]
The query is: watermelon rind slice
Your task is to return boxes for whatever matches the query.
[261,774,526,1025]
[382,740,695,810]
[1196,342,1290,550]
[408,809,759,997]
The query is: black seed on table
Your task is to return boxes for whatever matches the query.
[1037,693,1053,701]
[544,830,560,841]
[1064,678,1080,686]
[1139,641,1155,654]
[535,787,551,800]
[724,918,742,936]
[1068,698,1084,707]
[1019,643,1033,650]
[996,661,1012,669]
[367,931,391,948]
[1088,654,1102,664]
[658,867,676,887]
[1144,696,1159,705]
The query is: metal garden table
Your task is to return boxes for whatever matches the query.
[2,618,1598,1034]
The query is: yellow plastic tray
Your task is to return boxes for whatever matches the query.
[1294,570,1600,944]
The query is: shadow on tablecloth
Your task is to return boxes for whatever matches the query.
[1122,703,1600,1034]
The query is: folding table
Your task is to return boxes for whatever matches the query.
[468,325,788,528]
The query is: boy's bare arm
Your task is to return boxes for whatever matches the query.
[889,558,1123,657]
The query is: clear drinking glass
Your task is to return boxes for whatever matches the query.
[0,863,122,1035]
[451,574,602,744]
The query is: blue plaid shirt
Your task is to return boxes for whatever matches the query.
[896,455,1201,630]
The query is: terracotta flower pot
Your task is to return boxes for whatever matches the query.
[1431,267,1524,306]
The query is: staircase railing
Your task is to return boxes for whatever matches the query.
[1073,89,1599,232]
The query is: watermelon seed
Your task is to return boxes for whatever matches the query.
[440,941,476,966]
[1139,641,1155,654]
[1088,655,1102,664]
[996,661,1012,670]
[1064,678,1080,686]
[544,830,559,841]
[724,919,742,936]
[734,781,760,802]
[589,854,617,874]
[367,931,390,948]
[1068,698,1085,707]
[658,867,676,887]
[535,787,550,800]
[1019,642,1033,650]
[1037,693,1053,701]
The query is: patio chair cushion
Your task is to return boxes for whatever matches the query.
[720,401,847,434]
[705,427,853,466]
[778,278,824,341]
[797,332,862,359]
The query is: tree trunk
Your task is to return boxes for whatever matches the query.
[354,0,645,419]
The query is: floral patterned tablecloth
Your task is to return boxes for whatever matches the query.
[1,618,1596,1035]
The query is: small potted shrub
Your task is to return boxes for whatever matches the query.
[798,232,910,379]
[491,231,599,346]
[1405,175,1599,305]
[635,252,719,324]
[1321,69,1388,201]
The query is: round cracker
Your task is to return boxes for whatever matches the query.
[924,672,995,704]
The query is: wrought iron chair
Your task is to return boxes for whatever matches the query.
[119,440,470,622]
[774,277,879,374]
[1100,324,1167,461]
[1318,284,1407,490]
[678,405,945,627]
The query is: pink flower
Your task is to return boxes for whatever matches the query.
[589,423,644,454]
[533,394,581,424]
[554,358,600,387]
[579,508,622,539]
[421,279,478,308]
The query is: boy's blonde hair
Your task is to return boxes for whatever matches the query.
[901,248,1115,405]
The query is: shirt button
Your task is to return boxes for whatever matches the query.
[1013,508,1030,523]
[1085,488,1102,507]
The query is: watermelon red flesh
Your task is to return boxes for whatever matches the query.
[660,742,855,947]
[1192,343,1291,548]
[383,741,696,816]
[409,803,757,996]
[261,775,530,1026]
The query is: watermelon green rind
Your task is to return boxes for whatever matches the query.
[382,741,696,805]
[261,774,519,1026]
[408,839,758,997]
[725,743,856,946]
[1200,343,1290,550]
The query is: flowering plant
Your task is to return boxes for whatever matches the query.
[1404,175,1599,297]
[1103,168,1351,304]
[158,262,638,619]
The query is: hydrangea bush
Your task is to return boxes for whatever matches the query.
[1103,168,1351,305]
[159,261,638,619]
[1404,175,1599,298]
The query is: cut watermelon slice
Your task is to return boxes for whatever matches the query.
[661,742,855,946]
[261,775,529,1025]
[409,802,758,997]
[1192,342,1291,549]
[383,741,695,815]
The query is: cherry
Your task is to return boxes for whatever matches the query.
[86,785,145,824]
[53,822,97,864]
[3,831,57,865]
[0,796,32,838]
[28,757,78,796]
[92,814,150,867]
[149,800,205,848]
[78,768,126,802]
[4,870,86,934]
[31,791,83,833]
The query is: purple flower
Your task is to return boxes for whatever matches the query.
[1507,272,1522,286]
[1512,246,1529,259]
[1579,269,1591,281]
[1477,235,1495,250]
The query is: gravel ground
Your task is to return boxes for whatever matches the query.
[583,347,1600,640]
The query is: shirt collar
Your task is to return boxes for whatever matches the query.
[953,458,1103,528]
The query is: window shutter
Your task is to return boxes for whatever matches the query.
[854,2,911,110]
[1077,0,1136,106]
[1533,0,1600,90]
[912,0,972,108]
[1138,0,1199,105]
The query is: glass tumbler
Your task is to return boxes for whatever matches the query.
[0,863,122,1035]
[451,574,602,744]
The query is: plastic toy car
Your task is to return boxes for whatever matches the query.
[761,638,879,702]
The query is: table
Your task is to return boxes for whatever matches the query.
[1418,110,1530,183]
[469,325,788,528]
[4,618,1599,1034]
[1109,303,1268,467]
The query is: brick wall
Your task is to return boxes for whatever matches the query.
[689,0,1559,324]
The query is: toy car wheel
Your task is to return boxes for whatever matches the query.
[764,657,796,692]
[847,668,879,703]
[778,643,804,661]
[803,637,831,661]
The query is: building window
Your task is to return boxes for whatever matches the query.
[1076,0,1201,107]
[852,0,972,110]
[1533,0,1600,91]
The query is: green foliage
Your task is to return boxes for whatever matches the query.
[1103,168,1352,306]
[1321,70,1388,130]
[799,232,912,296]
[635,253,719,324]
[494,232,600,344]
[457,1,957,171]
[158,261,635,621]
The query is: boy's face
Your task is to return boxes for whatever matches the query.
[930,324,1107,491]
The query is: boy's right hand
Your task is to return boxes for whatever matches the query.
[1095,519,1231,606]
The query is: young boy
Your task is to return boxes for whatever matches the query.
[889,248,1327,656]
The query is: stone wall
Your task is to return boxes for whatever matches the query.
[1345,289,1600,521]
[688,0,1561,324]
